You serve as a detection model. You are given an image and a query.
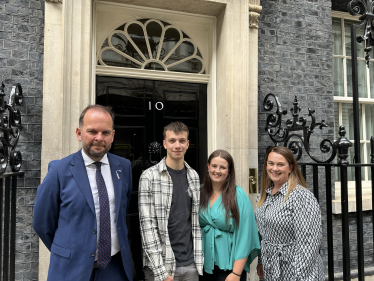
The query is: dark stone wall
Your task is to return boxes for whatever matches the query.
[0,0,44,280]
[258,0,374,277]
[257,0,335,276]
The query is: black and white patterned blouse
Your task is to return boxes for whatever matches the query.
[255,183,324,280]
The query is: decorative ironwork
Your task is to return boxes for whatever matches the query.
[263,94,337,163]
[0,80,23,174]
[334,126,353,165]
[348,0,374,67]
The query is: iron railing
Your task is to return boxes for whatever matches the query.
[0,172,24,281]
[263,93,374,280]
[298,159,374,280]
[0,80,24,281]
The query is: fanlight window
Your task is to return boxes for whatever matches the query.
[98,19,206,74]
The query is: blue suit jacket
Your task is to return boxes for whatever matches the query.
[33,150,133,281]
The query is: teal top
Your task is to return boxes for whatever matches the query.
[199,186,260,274]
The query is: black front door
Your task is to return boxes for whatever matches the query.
[96,76,207,280]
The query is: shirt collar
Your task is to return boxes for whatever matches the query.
[266,181,288,196]
[81,149,109,167]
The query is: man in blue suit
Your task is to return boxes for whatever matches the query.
[33,105,133,281]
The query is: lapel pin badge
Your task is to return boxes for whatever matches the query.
[116,170,121,179]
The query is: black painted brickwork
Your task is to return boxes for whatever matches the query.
[0,0,44,280]
[258,0,374,277]
[258,0,335,277]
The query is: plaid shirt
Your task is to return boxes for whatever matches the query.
[138,158,203,281]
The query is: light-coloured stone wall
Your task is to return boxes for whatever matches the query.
[40,0,93,279]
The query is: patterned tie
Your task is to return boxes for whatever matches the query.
[94,162,111,270]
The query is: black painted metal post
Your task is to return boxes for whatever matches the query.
[335,126,353,280]
[312,165,319,202]
[3,177,10,280]
[351,23,365,281]
[340,165,351,281]
[10,175,17,280]
[325,165,334,280]
[301,165,306,181]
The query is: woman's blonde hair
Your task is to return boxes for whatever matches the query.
[257,146,307,207]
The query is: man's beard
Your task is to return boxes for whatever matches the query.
[83,142,112,160]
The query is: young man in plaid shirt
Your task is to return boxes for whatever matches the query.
[139,122,203,281]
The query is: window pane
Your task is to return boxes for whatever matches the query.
[334,102,340,140]
[345,19,365,58]
[333,58,344,96]
[370,67,374,98]
[347,59,367,98]
[342,103,362,140]
[333,18,343,55]
[348,144,364,180]
[366,104,374,140]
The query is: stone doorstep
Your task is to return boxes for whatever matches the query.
[332,193,372,214]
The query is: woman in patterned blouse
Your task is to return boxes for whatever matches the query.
[199,150,260,281]
[255,146,324,280]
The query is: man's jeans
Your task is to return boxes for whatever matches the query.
[144,263,199,281]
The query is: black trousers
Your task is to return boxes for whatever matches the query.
[199,266,247,281]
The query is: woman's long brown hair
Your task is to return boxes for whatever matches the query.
[257,146,307,207]
[200,149,239,225]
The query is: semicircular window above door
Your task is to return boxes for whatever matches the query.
[97,19,206,74]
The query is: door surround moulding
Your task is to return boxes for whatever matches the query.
[96,66,210,84]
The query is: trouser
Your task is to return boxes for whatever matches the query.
[199,266,247,281]
[144,263,199,281]
[89,252,128,281]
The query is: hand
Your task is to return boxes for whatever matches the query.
[225,273,241,281]
[163,275,173,281]
[257,264,264,279]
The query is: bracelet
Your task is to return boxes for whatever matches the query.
[232,271,241,277]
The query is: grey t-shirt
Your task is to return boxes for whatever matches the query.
[166,165,194,267]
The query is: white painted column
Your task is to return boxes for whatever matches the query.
[215,0,261,198]
[215,1,261,279]
[39,0,93,279]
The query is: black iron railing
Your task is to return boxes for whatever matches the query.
[263,93,374,280]
[0,80,24,281]
[298,160,374,280]
[0,172,24,281]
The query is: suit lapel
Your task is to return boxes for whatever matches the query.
[70,151,96,215]
[108,153,123,221]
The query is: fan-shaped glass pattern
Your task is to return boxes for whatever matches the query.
[98,19,205,74]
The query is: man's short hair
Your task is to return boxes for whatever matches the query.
[79,105,115,129]
[163,121,189,139]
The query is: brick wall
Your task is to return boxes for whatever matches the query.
[257,0,335,276]
[0,1,44,280]
[258,0,374,278]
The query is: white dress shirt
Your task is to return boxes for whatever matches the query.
[81,150,120,258]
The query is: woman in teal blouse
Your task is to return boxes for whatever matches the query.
[199,150,260,281]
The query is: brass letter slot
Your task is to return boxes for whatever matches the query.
[249,168,257,193]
